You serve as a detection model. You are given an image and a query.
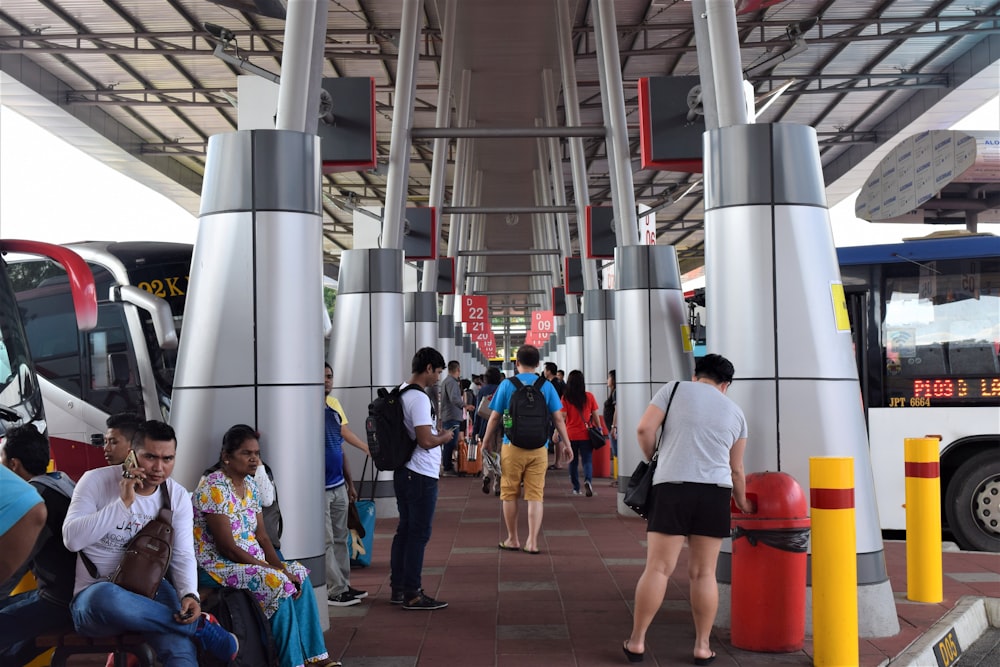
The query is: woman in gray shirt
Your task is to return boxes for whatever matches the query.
[623,354,752,665]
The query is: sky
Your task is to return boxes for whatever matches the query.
[0,96,997,247]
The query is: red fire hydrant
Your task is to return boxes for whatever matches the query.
[731,471,810,652]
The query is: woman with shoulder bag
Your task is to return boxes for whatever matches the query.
[559,370,603,497]
[622,355,753,665]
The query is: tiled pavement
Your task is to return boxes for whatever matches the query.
[325,469,999,667]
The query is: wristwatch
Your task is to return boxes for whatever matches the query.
[182,592,200,603]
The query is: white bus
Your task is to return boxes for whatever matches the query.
[0,240,97,449]
[838,233,999,552]
[8,241,189,478]
[686,232,999,551]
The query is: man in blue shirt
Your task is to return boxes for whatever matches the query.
[483,346,572,555]
[324,363,371,607]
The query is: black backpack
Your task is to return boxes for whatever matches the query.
[505,376,550,449]
[199,587,278,667]
[366,383,424,471]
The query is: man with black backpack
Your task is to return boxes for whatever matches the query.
[0,424,76,667]
[389,347,454,611]
[482,345,572,555]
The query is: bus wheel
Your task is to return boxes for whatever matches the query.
[945,450,1000,552]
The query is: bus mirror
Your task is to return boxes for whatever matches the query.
[113,286,179,350]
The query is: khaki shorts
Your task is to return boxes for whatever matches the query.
[499,444,548,501]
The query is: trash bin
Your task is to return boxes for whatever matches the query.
[731,471,810,652]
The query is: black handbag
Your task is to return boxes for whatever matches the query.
[623,382,680,518]
[577,404,607,449]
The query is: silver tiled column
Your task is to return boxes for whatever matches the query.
[171,129,326,582]
[329,248,405,521]
[583,289,615,426]
[614,245,694,514]
[704,122,898,637]
[405,291,438,366]
[565,313,584,377]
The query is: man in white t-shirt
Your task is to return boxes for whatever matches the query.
[62,420,238,666]
[389,347,454,611]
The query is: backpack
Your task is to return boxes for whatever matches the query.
[199,587,278,667]
[505,376,550,449]
[366,383,424,471]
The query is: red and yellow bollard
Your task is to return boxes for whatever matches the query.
[810,457,859,667]
[904,437,943,603]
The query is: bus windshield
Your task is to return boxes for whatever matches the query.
[0,259,44,424]
[882,256,1000,405]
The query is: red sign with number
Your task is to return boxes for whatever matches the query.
[462,295,488,322]
[530,310,554,343]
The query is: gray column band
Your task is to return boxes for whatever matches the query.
[614,245,681,291]
[404,291,438,322]
[548,332,559,348]
[703,123,825,210]
[201,130,321,216]
[438,314,454,339]
[454,324,463,347]
[583,289,615,321]
[716,549,888,587]
[337,248,404,294]
[566,313,584,337]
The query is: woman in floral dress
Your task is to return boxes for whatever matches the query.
[193,424,340,667]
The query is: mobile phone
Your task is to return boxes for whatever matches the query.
[122,450,138,472]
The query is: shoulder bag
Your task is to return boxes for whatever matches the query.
[623,382,680,518]
[577,403,606,449]
[82,482,174,598]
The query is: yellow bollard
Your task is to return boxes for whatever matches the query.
[810,457,859,667]
[904,437,943,603]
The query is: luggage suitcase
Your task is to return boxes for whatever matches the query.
[456,435,483,476]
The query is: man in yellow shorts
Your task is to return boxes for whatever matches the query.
[482,345,572,555]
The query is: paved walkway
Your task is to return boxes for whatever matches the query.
[326,469,999,667]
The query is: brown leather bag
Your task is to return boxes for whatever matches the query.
[83,483,174,598]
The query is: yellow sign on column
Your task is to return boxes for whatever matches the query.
[830,282,851,331]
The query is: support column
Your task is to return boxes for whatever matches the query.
[381,0,423,248]
[614,245,693,514]
[170,129,327,615]
[584,289,615,479]
[565,313,584,376]
[329,248,405,522]
[405,291,439,362]
[438,314,456,369]
[705,123,899,637]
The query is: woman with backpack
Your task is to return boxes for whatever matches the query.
[559,370,604,497]
[193,424,341,667]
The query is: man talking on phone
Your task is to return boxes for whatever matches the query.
[62,420,238,665]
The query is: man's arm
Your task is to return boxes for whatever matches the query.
[0,502,46,583]
[414,424,454,450]
[635,403,666,461]
[62,471,132,553]
[340,423,371,456]
[551,410,574,463]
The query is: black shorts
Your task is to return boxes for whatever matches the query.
[646,482,732,538]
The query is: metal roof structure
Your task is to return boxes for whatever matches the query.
[1,0,998,313]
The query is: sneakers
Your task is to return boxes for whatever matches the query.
[585,481,594,497]
[440,469,458,477]
[105,654,139,667]
[402,590,448,610]
[327,591,361,607]
[195,612,239,662]
[571,489,582,495]
[482,475,492,494]
[390,590,405,605]
[347,586,368,599]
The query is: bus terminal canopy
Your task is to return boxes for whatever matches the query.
[0,0,998,311]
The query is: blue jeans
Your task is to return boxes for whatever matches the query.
[568,440,593,492]
[442,420,461,471]
[0,590,72,666]
[71,580,198,666]
[390,469,438,596]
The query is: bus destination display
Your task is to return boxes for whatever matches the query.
[887,377,1000,407]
